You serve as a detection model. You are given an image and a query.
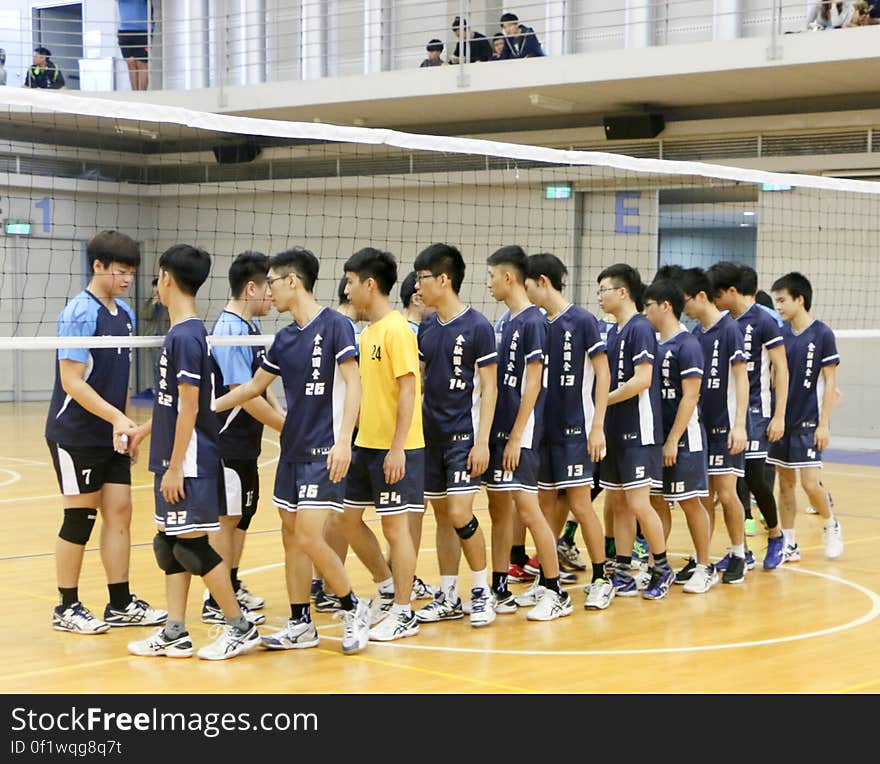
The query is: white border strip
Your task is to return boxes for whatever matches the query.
[2,89,880,196]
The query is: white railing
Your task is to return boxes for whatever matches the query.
[0,0,875,93]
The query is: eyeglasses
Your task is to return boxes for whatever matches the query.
[266,274,292,288]
[415,273,438,283]
[596,286,620,296]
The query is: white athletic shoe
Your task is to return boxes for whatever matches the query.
[339,599,371,654]
[782,543,801,563]
[514,578,541,608]
[368,608,419,642]
[469,587,496,628]
[584,579,615,610]
[260,618,319,650]
[197,624,261,660]
[127,628,194,658]
[823,520,843,559]
[368,592,395,626]
[235,581,265,611]
[682,564,720,594]
[526,587,573,622]
[416,591,464,623]
[103,596,167,628]
[201,600,265,626]
[52,602,110,634]
[411,577,436,600]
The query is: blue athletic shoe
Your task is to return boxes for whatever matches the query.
[612,570,639,597]
[715,553,732,572]
[631,535,650,566]
[745,550,756,571]
[763,536,785,570]
[642,566,675,601]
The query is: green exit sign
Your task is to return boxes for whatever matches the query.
[5,221,32,235]
[545,185,572,200]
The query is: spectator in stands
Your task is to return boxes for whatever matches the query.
[117,0,151,91]
[806,0,855,29]
[0,49,7,87]
[24,47,65,89]
[449,16,493,64]
[491,33,506,60]
[500,12,545,58]
[420,38,445,67]
[849,1,879,23]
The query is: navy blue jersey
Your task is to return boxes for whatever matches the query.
[45,291,135,448]
[736,304,784,418]
[492,305,547,449]
[605,314,662,447]
[211,311,266,460]
[148,318,219,477]
[418,307,497,445]
[658,330,705,452]
[262,307,357,462]
[691,313,747,432]
[780,320,840,427]
[544,304,606,443]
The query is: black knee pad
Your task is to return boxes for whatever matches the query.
[455,515,479,540]
[58,508,97,546]
[153,532,185,575]
[236,501,257,532]
[172,535,222,577]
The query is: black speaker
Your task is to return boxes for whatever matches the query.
[603,114,665,140]
[212,143,261,164]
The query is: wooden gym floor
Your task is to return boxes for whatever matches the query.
[1,402,878,694]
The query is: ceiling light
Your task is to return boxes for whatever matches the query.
[743,211,756,216]
[529,93,574,113]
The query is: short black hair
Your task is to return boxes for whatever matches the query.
[269,247,319,293]
[706,261,743,294]
[158,244,211,296]
[151,277,158,287]
[34,46,51,57]
[451,16,466,29]
[337,275,350,305]
[678,267,713,301]
[493,32,505,41]
[653,264,685,284]
[644,279,685,319]
[526,253,567,292]
[737,265,759,297]
[344,247,397,296]
[597,263,646,310]
[400,271,418,309]
[86,230,141,273]
[426,38,443,52]
[500,12,519,23]
[487,245,528,283]
[228,251,268,298]
[771,271,813,311]
[413,243,466,293]
[755,289,773,309]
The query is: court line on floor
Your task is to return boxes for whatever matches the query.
[0,656,140,683]
[313,648,535,694]
[0,468,21,488]
[833,676,880,694]
[0,456,48,466]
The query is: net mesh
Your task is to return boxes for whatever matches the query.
[1,88,878,441]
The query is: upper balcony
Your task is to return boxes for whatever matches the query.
[2,1,879,134]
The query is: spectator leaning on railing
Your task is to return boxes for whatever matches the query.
[117,0,152,91]
[806,0,855,29]
[850,1,880,23]
[24,47,65,89]
[449,16,493,64]
[420,39,445,67]
[499,12,545,58]
[491,33,505,60]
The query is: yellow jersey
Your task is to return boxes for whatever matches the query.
[355,311,424,450]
